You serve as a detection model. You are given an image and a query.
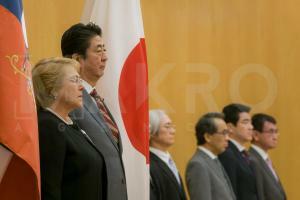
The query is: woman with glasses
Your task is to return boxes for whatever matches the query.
[32,57,105,200]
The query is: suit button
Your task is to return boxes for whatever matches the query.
[121,178,125,184]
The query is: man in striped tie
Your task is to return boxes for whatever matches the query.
[249,113,287,200]
[61,23,127,200]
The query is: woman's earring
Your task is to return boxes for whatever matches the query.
[50,92,58,100]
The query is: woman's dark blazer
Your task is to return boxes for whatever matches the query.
[38,109,106,200]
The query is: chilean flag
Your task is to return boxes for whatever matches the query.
[81,0,149,199]
[0,0,40,199]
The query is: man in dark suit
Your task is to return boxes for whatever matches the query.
[149,109,186,200]
[61,23,127,200]
[219,103,259,200]
[186,112,236,200]
[249,113,287,200]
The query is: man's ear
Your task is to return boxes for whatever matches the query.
[71,53,83,63]
[227,123,235,133]
[204,133,211,143]
[252,130,260,142]
[150,132,159,144]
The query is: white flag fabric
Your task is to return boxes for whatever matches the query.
[81,0,149,199]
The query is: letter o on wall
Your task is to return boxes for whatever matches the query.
[229,64,278,112]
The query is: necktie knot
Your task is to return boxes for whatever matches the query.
[90,88,98,97]
[168,157,175,166]
[241,150,250,164]
[90,89,103,101]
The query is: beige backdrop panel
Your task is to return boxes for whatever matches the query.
[143,0,298,199]
[24,0,298,199]
[24,0,84,64]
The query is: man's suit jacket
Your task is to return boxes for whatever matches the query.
[150,152,187,200]
[38,109,106,200]
[185,149,236,200]
[70,89,127,200]
[249,147,287,200]
[219,141,258,200]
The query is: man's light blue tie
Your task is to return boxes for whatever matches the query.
[168,157,181,184]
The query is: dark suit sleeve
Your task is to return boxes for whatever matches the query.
[39,118,67,200]
[219,151,238,196]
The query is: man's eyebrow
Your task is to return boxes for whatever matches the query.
[242,118,251,122]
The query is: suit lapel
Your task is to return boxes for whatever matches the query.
[70,124,103,156]
[82,90,119,151]
[229,141,253,173]
[198,149,235,198]
[150,153,183,194]
[277,179,286,197]
[249,147,285,192]
[197,150,224,180]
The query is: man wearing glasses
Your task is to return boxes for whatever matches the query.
[219,103,259,200]
[186,112,236,200]
[149,109,187,200]
[249,113,287,200]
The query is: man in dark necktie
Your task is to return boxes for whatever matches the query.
[61,23,127,200]
[219,103,259,200]
[249,113,287,200]
[149,109,187,200]
[186,112,236,200]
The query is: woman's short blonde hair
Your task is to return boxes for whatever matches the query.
[32,57,80,109]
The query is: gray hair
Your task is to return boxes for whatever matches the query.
[149,109,167,137]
